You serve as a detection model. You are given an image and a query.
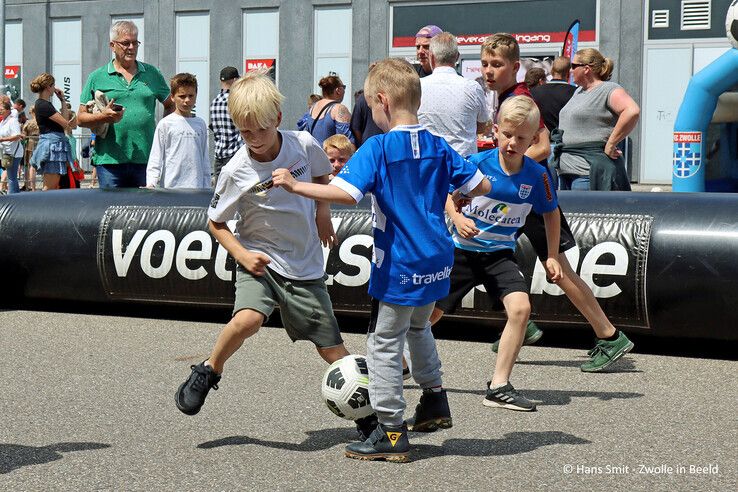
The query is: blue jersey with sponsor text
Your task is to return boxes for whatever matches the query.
[453,148,557,253]
[331,125,484,306]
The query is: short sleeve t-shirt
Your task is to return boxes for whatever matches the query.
[454,148,558,253]
[330,125,485,306]
[349,94,383,146]
[208,130,332,281]
[81,61,171,165]
[35,99,64,134]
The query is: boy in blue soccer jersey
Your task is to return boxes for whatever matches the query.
[429,95,563,412]
[273,58,491,463]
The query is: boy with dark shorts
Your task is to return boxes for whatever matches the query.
[430,96,562,411]
[174,71,377,440]
[479,33,633,372]
[273,58,490,462]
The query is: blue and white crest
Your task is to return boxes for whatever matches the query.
[518,184,532,199]
[673,141,702,179]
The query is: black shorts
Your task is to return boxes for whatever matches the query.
[435,249,528,314]
[518,206,577,261]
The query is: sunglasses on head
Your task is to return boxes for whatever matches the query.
[571,62,589,69]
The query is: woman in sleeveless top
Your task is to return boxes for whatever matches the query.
[297,73,355,145]
[557,48,640,191]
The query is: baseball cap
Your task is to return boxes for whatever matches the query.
[415,25,443,38]
[219,66,240,81]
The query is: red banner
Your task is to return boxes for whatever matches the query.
[5,65,20,79]
[245,59,275,72]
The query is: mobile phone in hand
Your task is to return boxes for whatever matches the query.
[111,103,124,112]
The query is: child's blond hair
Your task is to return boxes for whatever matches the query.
[481,33,520,62]
[497,95,540,130]
[363,58,420,112]
[228,70,285,129]
[322,134,356,156]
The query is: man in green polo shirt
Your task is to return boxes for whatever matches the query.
[78,20,174,188]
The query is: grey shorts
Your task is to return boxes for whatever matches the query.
[233,266,343,348]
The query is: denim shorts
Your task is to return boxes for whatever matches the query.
[41,160,68,175]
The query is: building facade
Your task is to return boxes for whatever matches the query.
[4,0,735,184]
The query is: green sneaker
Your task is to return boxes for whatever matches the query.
[491,321,543,353]
[580,331,634,372]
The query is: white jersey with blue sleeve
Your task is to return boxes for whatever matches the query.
[454,148,557,253]
[330,125,484,306]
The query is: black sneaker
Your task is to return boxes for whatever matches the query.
[175,361,221,415]
[409,389,452,432]
[345,423,410,462]
[354,414,379,441]
[483,381,536,412]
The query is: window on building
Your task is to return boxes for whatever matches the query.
[52,19,82,113]
[243,9,279,83]
[176,13,210,120]
[4,21,22,100]
[314,7,352,111]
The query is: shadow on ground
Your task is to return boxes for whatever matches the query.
[198,429,589,461]
[0,442,111,474]
[443,386,644,406]
[517,356,641,372]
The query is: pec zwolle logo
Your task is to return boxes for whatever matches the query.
[673,132,702,179]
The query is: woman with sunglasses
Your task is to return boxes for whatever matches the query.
[297,73,355,146]
[556,48,640,191]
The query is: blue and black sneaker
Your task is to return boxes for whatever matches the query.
[175,361,221,415]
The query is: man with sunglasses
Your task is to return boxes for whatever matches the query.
[78,20,174,188]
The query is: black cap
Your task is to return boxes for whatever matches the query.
[219,66,240,81]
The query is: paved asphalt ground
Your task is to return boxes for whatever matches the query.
[1,307,735,491]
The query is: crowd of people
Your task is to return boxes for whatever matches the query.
[3,19,642,463]
[2,21,639,196]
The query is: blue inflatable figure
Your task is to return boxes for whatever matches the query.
[672,2,738,192]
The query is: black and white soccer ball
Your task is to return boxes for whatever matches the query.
[321,355,373,420]
[728,0,738,49]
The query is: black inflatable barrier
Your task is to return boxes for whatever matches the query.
[1,189,736,340]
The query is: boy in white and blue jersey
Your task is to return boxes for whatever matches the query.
[273,58,490,462]
[430,96,563,412]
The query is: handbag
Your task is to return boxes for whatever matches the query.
[70,160,85,182]
[1,153,12,169]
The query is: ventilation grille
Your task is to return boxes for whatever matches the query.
[651,9,669,28]
[680,0,711,30]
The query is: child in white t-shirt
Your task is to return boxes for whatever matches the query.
[174,71,379,442]
[146,73,210,188]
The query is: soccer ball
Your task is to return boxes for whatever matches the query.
[321,355,373,420]
[727,0,738,49]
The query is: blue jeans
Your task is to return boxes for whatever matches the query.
[96,163,147,189]
[4,156,21,194]
[546,144,559,190]
[559,174,590,191]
